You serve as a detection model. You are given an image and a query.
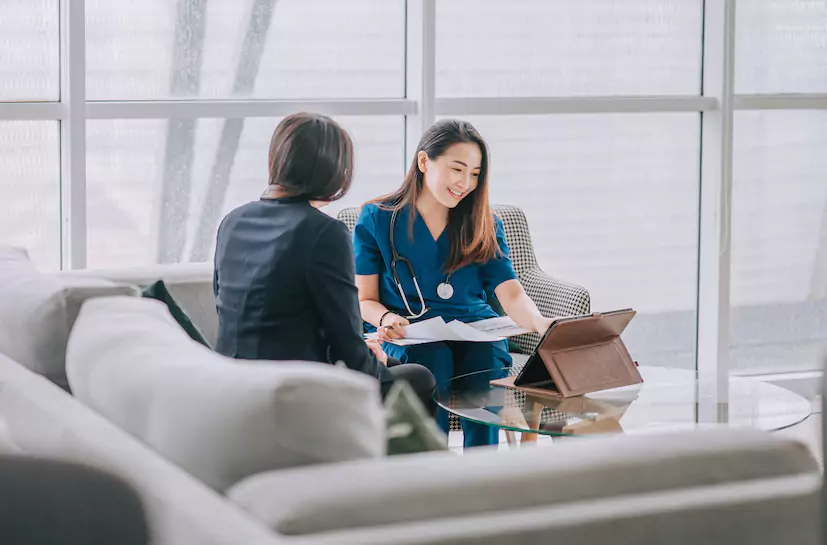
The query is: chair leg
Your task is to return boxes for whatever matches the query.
[521,431,539,444]
[521,398,543,444]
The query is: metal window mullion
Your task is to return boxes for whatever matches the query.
[84,99,416,119]
[734,93,827,110]
[59,0,87,270]
[404,0,435,162]
[435,96,718,115]
[696,0,736,421]
[0,102,66,120]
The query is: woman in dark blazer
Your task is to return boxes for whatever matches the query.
[213,112,435,411]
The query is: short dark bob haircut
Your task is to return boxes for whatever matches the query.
[267,112,354,202]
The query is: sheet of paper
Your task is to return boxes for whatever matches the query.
[445,320,504,342]
[467,316,532,337]
[364,317,463,346]
[364,333,437,346]
[365,315,531,346]
[402,317,463,341]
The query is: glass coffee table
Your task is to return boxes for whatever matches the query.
[435,366,812,443]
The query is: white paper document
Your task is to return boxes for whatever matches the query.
[367,316,531,346]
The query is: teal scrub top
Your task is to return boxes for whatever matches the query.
[353,203,518,327]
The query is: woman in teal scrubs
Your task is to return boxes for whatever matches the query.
[353,119,554,447]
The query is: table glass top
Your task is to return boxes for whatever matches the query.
[434,366,812,437]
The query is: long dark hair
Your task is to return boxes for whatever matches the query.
[370,119,498,273]
[266,112,353,202]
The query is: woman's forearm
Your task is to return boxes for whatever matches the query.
[503,292,544,331]
[495,279,546,333]
[360,299,391,328]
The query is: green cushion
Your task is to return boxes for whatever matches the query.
[141,280,212,349]
[384,381,447,456]
[486,290,523,354]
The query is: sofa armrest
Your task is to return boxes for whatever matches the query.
[226,428,817,536]
[514,269,590,354]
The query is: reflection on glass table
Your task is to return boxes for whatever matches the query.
[435,366,812,444]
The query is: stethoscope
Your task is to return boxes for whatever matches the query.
[389,208,454,320]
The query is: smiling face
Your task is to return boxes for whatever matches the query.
[418,142,482,209]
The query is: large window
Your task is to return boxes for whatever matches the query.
[730,111,827,374]
[0,0,59,101]
[729,0,827,375]
[85,0,405,100]
[0,121,60,269]
[85,116,404,268]
[445,113,702,369]
[735,0,827,93]
[436,0,703,97]
[0,0,61,268]
[1,0,826,379]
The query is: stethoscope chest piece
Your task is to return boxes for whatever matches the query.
[390,207,456,313]
[436,281,454,300]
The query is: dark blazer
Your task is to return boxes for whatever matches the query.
[213,197,391,382]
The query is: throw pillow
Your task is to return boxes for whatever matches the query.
[141,280,211,348]
[0,246,138,390]
[384,380,448,455]
[66,296,385,492]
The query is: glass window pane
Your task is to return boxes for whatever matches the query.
[436,0,703,97]
[0,0,59,101]
[85,116,404,268]
[731,111,827,374]
[442,114,700,369]
[736,0,827,93]
[0,121,60,269]
[86,0,405,100]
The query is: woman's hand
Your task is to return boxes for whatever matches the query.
[365,339,388,365]
[377,313,409,343]
[532,315,555,335]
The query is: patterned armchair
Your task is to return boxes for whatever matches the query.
[336,204,590,359]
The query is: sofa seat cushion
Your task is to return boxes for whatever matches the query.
[0,246,138,390]
[66,296,385,492]
[226,428,818,535]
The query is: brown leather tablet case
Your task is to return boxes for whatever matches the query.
[492,309,642,397]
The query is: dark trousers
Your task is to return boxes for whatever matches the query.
[380,358,437,417]
[384,340,511,448]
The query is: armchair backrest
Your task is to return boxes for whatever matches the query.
[336,204,540,278]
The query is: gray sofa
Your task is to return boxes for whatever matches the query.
[0,257,822,545]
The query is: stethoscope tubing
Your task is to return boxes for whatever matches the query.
[388,207,451,319]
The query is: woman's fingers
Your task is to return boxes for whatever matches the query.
[365,339,388,365]
[386,322,406,339]
[375,319,407,343]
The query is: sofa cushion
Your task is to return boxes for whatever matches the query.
[226,428,818,535]
[0,246,138,390]
[66,296,385,492]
